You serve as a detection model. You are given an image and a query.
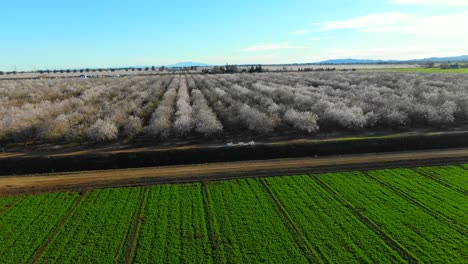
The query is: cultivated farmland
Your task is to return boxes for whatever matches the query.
[37,188,141,263]
[0,72,467,145]
[0,164,467,263]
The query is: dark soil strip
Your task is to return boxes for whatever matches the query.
[201,182,223,264]
[30,191,88,264]
[258,178,324,264]
[310,175,420,264]
[363,171,467,235]
[124,187,149,264]
[2,157,468,198]
[413,168,467,195]
[2,132,468,176]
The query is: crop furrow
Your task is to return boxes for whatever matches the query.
[0,197,21,216]
[125,187,148,264]
[310,174,420,264]
[201,182,223,264]
[414,168,467,195]
[258,177,323,264]
[30,191,88,264]
[363,171,467,235]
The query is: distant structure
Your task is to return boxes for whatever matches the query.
[79,74,88,79]
[226,141,255,147]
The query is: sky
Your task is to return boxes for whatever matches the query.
[1,0,468,71]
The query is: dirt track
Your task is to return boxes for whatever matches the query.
[1,148,467,196]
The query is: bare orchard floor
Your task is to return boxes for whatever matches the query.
[0,164,467,263]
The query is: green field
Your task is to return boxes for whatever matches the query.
[0,165,467,263]
[366,67,468,73]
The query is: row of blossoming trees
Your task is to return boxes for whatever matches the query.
[0,72,466,143]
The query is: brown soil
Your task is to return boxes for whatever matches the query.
[0,148,467,197]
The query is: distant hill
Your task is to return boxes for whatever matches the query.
[166,62,212,67]
[316,59,388,64]
[407,55,468,63]
[316,55,468,64]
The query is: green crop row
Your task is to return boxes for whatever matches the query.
[264,175,404,263]
[367,168,468,230]
[38,188,142,263]
[317,171,468,263]
[133,184,213,264]
[0,192,78,263]
[1,164,467,263]
[206,179,308,263]
[416,165,468,192]
[0,196,16,212]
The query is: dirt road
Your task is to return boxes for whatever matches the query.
[1,148,467,196]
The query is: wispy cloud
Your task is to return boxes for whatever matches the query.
[310,37,321,41]
[389,0,468,6]
[290,29,314,35]
[312,11,468,38]
[242,43,309,52]
[315,12,415,31]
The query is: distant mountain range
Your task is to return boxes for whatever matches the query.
[120,55,468,70]
[316,55,468,64]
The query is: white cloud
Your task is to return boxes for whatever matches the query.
[242,43,309,52]
[194,54,281,65]
[389,0,468,6]
[311,37,321,41]
[316,12,415,31]
[313,11,468,38]
[290,29,314,35]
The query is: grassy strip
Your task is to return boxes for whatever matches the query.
[0,192,79,264]
[207,179,309,263]
[37,188,141,263]
[364,68,468,73]
[415,165,468,193]
[268,134,401,146]
[316,171,467,263]
[365,169,468,232]
[132,184,214,264]
[264,175,405,263]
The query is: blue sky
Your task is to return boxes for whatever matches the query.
[1,0,468,70]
